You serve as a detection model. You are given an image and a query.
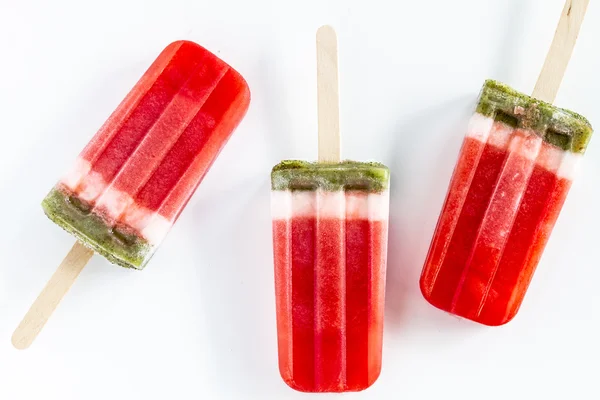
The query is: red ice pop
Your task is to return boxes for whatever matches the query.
[420,0,592,325]
[13,40,250,349]
[270,26,390,392]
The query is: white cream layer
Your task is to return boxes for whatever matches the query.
[271,190,390,221]
[466,114,581,180]
[60,157,171,245]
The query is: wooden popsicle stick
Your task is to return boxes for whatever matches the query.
[12,241,94,349]
[316,25,341,162]
[532,0,590,103]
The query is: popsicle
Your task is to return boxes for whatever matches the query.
[12,40,250,348]
[420,0,592,326]
[271,26,390,392]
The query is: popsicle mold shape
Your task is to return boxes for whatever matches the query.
[42,40,250,269]
[420,80,592,326]
[271,161,390,392]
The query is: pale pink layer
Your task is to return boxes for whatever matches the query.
[466,114,580,180]
[61,157,171,245]
[271,190,390,221]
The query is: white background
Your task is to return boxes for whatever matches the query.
[1,0,599,398]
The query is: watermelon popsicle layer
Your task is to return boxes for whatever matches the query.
[271,161,390,392]
[420,80,593,326]
[42,40,250,270]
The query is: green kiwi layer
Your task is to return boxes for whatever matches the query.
[476,80,593,153]
[42,185,152,270]
[271,160,390,192]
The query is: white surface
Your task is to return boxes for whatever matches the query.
[0,0,599,398]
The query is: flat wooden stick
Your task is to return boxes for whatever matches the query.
[12,241,94,349]
[316,25,341,162]
[532,0,590,103]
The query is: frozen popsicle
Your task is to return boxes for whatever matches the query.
[420,0,592,326]
[272,162,389,392]
[43,40,250,269]
[13,40,249,349]
[271,26,390,392]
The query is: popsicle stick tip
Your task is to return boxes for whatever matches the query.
[316,24,341,162]
[11,241,93,350]
[316,25,337,42]
[11,332,31,350]
[531,0,590,103]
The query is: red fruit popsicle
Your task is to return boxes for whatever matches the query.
[13,40,249,349]
[420,0,592,326]
[43,40,250,269]
[270,26,390,392]
[271,167,389,392]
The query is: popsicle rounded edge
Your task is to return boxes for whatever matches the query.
[276,325,384,392]
[167,39,251,111]
[278,367,383,393]
[418,277,520,327]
